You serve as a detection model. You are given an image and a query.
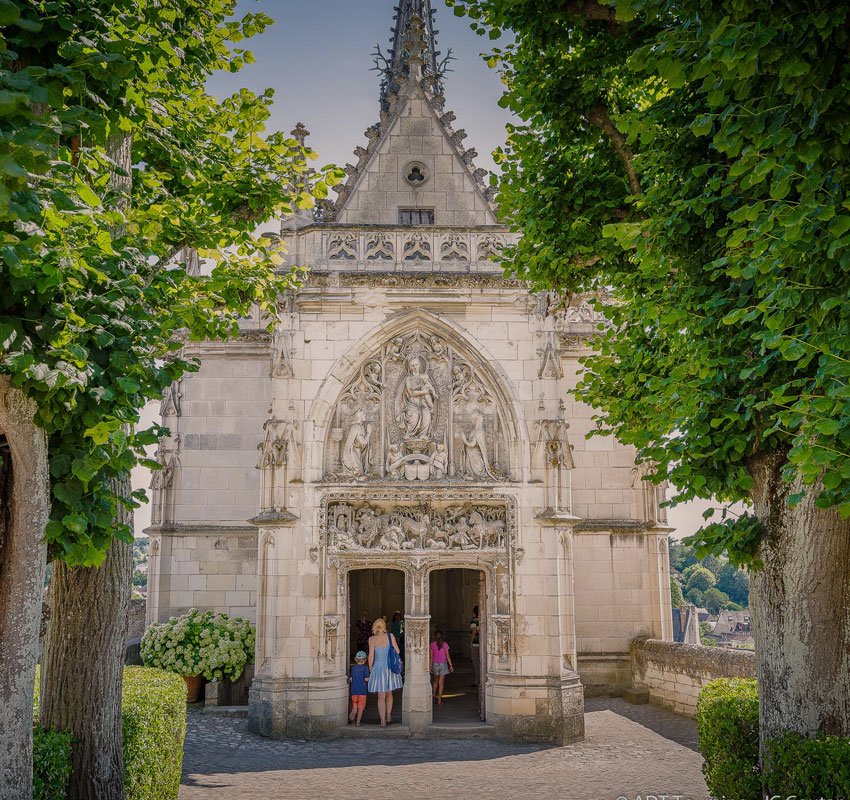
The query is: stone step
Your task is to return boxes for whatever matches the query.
[425,723,497,739]
[338,724,412,738]
[622,686,650,705]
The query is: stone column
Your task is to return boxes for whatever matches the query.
[403,563,432,733]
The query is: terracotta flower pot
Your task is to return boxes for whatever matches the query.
[183,674,203,703]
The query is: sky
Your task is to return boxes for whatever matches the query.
[131,0,731,540]
[207,0,513,173]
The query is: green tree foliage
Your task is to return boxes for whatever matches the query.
[702,587,737,615]
[682,563,716,597]
[716,563,750,607]
[447,0,850,562]
[669,541,698,573]
[670,576,684,608]
[0,1,342,566]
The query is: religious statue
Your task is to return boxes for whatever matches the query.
[340,409,372,478]
[398,355,436,440]
[461,408,496,480]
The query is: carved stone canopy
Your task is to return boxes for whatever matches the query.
[325,328,513,483]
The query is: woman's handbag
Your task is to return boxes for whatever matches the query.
[387,634,403,675]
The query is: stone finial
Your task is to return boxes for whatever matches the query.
[291,122,310,146]
[403,15,426,79]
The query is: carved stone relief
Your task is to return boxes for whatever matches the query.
[533,420,575,514]
[325,500,509,553]
[537,331,563,380]
[150,438,180,526]
[632,462,668,525]
[492,615,512,668]
[440,233,469,261]
[325,330,511,482]
[476,233,503,261]
[366,233,394,260]
[328,233,357,260]
[256,416,301,512]
[403,232,431,261]
[160,381,182,418]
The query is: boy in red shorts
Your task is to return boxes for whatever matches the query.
[348,650,370,726]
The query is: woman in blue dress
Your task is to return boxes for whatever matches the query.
[367,618,403,727]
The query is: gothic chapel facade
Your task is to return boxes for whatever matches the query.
[145,1,673,744]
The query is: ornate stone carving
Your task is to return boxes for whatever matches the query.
[632,462,669,525]
[313,271,522,290]
[328,233,357,260]
[322,615,340,669]
[271,326,295,378]
[159,381,182,418]
[440,233,469,261]
[477,233,503,261]
[403,232,432,261]
[325,499,510,553]
[492,615,512,667]
[537,331,563,379]
[256,417,301,512]
[325,330,511,482]
[150,440,180,526]
[365,233,394,260]
[534,420,575,514]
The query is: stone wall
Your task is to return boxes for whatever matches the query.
[631,636,756,717]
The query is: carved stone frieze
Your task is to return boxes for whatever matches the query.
[324,500,509,553]
[477,233,504,261]
[324,329,511,482]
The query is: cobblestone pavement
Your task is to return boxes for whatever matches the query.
[180,701,708,800]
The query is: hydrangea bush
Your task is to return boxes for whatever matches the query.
[141,609,255,681]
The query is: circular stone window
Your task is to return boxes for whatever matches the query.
[404,161,429,187]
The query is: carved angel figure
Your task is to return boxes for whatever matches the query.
[461,408,496,480]
[341,409,372,478]
[398,356,436,440]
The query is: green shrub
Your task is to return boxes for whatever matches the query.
[696,678,760,799]
[123,667,187,800]
[764,732,850,797]
[32,727,72,800]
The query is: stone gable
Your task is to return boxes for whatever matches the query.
[335,80,497,228]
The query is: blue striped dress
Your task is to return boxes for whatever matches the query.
[368,635,403,693]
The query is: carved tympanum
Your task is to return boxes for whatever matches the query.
[325,329,511,482]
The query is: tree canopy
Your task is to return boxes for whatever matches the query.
[0,0,341,565]
[448,0,850,563]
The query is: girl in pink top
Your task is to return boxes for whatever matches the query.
[429,628,454,705]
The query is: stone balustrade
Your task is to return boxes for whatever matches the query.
[630,636,756,717]
[287,225,520,271]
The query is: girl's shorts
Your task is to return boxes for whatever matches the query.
[431,662,450,676]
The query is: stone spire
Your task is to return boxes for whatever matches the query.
[380,0,443,109]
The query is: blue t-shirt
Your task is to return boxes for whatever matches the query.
[350,664,369,695]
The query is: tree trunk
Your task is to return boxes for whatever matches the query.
[0,376,50,800]
[39,130,136,800]
[40,476,133,800]
[749,451,850,745]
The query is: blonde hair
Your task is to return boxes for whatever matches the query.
[372,618,387,635]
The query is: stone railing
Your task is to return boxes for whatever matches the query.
[290,225,520,271]
[631,636,755,718]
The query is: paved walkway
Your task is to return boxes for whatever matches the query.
[180,699,708,800]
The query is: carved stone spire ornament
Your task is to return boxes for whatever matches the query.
[256,415,301,514]
[534,419,576,517]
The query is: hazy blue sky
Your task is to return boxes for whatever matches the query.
[206,0,513,172]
